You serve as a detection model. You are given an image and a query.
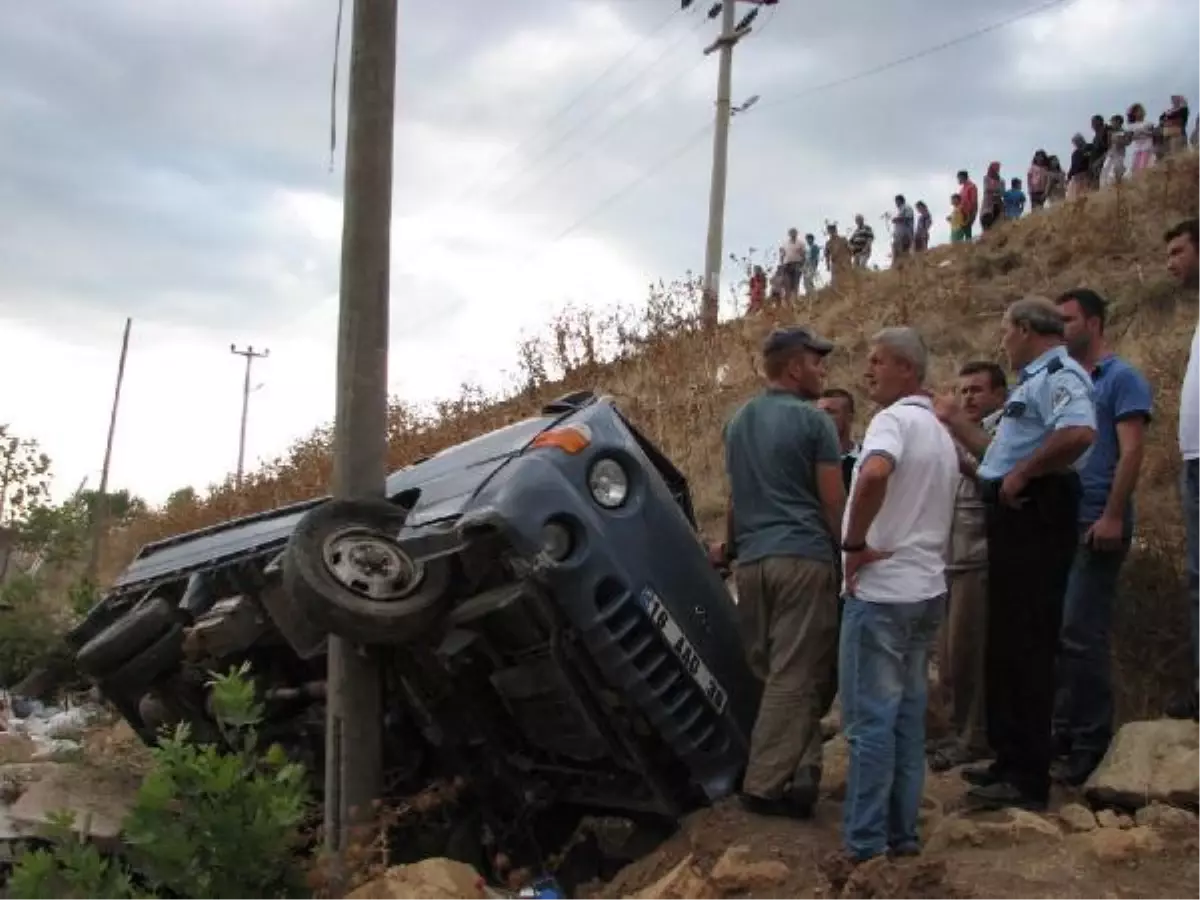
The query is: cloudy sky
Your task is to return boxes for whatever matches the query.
[0,0,1196,505]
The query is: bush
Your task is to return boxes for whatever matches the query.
[0,574,68,687]
[9,663,311,899]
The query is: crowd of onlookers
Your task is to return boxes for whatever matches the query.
[746,94,1196,311]
[712,217,1199,868]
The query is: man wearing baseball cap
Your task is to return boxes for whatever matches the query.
[712,325,847,818]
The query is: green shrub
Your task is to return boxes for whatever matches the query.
[0,574,66,687]
[9,663,312,899]
[6,812,148,899]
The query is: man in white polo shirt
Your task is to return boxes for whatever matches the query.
[838,327,959,863]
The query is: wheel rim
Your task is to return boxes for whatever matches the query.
[321,528,422,601]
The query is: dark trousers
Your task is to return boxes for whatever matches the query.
[984,472,1080,799]
[1052,525,1129,755]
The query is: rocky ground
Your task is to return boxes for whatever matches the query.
[583,721,1200,900]
[1,702,1194,899]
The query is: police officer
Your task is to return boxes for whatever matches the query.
[936,296,1096,810]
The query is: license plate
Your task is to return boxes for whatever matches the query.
[638,587,728,714]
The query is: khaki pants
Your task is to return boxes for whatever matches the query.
[937,567,989,754]
[735,556,839,799]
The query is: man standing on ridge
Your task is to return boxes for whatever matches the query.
[711,327,846,819]
[803,233,821,296]
[849,214,874,269]
[1051,288,1153,785]
[780,227,806,304]
[938,297,1096,811]
[956,170,979,240]
[1165,218,1199,721]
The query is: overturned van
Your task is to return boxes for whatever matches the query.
[67,391,760,868]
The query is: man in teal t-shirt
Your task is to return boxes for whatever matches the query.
[713,326,847,819]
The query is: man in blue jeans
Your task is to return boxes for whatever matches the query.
[838,327,958,862]
[1165,218,1199,720]
[1051,289,1153,785]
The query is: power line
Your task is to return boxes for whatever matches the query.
[485,12,711,207]
[542,121,715,248]
[498,48,712,209]
[755,0,1078,112]
[433,4,684,210]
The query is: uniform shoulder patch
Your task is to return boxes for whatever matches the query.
[1051,382,1073,414]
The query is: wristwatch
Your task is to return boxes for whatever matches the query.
[841,540,867,553]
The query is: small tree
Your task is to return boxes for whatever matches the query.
[0,425,52,526]
[9,663,311,899]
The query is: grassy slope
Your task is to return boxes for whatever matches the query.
[102,154,1200,717]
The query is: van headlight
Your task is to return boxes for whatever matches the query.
[588,458,629,509]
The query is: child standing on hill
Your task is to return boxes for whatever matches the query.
[948,194,968,243]
[1003,178,1027,221]
[748,265,767,314]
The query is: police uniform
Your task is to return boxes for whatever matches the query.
[973,345,1096,804]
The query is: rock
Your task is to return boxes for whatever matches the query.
[822,734,849,800]
[1134,801,1200,831]
[0,733,37,765]
[1084,719,1199,811]
[926,814,984,852]
[6,763,138,847]
[1095,809,1134,829]
[347,858,491,899]
[1058,802,1097,832]
[710,844,789,893]
[918,794,942,830]
[1081,826,1165,863]
[634,855,715,900]
[927,808,1061,852]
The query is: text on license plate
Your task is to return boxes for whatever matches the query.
[638,587,728,714]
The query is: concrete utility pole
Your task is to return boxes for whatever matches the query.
[229,344,269,488]
[324,0,396,875]
[700,0,749,328]
[85,317,132,585]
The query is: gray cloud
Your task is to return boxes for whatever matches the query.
[0,0,1196,347]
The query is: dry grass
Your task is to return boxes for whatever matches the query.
[99,154,1199,720]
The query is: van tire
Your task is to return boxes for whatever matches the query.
[282,498,452,645]
[76,596,174,678]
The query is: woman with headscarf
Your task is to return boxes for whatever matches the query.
[1100,113,1128,188]
[914,200,932,252]
[1126,103,1157,174]
[980,161,1004,231]
[1160,95,1190,156]
[1027,150,1050,211]
[1046,155,1067,205]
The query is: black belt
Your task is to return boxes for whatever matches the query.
[979,470,1079,506]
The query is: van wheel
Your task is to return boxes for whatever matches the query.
[282,498,452,645]
[104,625,186,694]
[76,596,174,678]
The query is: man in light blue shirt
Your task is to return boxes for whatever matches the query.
[936,296,1096,812]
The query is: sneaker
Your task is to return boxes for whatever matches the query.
[1054,749,1104,787]
[1051,731,1072,760]
[961,761,1006,787]
[1165,691,1199,721]
[738,791,814,820]
[965,780,1048,812]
